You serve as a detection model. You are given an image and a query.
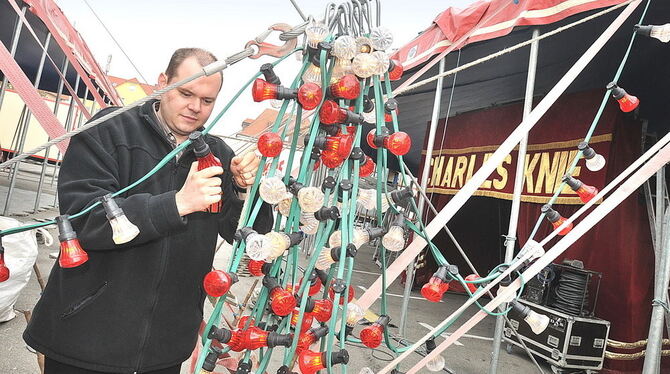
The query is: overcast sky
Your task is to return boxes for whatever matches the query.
[55,0,476,136]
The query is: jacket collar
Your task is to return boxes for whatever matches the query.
[139,99,215,150]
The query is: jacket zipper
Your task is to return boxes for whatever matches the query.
[134,160,177,372]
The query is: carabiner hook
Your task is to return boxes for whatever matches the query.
[245,23,298,59]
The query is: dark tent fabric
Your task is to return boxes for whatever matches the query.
[386,1,670,373]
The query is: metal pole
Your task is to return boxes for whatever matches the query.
[51,74,79,195]
[398,56,446,336]
[3,32,51,215]
[489,28,540,374]
[643,206,670,374]
[0,6,26,111]
[34,54,67,213]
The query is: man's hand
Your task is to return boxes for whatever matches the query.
[230,151,261,189]
[175,162,223,216]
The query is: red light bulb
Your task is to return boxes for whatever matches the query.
[270,288,297,316]
[257,132,283,158]
[320,100,348,124]
[247,259,266,277]
[421,266,450,302]
[240,326,269,350]
[384,106,399,123]
[308,275,322,296]
[311,299,334,322]
[320,150,345,169]
[237,315,254,329]
[226,329,245,352]
[359,155,375,177]
[190,131,223,213]
[297,326,329,354]
[203,270,238,297]
[298,349,349,374]
[384,131,412,156]
[0,250,9,282]
[464,274,481,294]
[366,129,379,149]
[563,175,598,203]
[360,315,390,349]
[328,74,360,100]
[387,59,404,81]
[541,204,573,236]
[297,82,323,110]
[252,78,279,101]
[291,309,314,333]
[55,215,88,268]
[607,82,639,112]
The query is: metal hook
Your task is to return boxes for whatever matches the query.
[367,0,381,27]
[244,23,298,59]
[350,0,365,36]
[323,2,337,24]
[358,0,373,33]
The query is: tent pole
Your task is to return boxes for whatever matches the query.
[0,5,26,112]
[398,55,447,336]
[489,28,540,374]
[643,170,670,374]
[3,32,51,216]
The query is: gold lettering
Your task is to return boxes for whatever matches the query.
[452,156,468,188]
[560,150,582,194]
[441,157,454,187]
[493,154,512,190]
[481,153,492,189]
[430,156,444,188]
[524,153,540,193]
[536,151,562,194]
[465,154,477,182]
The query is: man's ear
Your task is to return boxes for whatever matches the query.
[157,73,168,89]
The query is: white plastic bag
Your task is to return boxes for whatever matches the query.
[0,217,50,322]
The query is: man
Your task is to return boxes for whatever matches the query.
[24,48,273,373]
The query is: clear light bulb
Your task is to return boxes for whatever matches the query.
[264,231,291,260]
[525,310,551,334]
[352,53,379,79]
[109,215,140,245]
[647,23,670,43]
[382,225,406,252]
[332,35,357,59]
[300,211,319,235]
[259,176,288,204]
[346,302,365,326]
[426,354,446,372]
[330,58,353,83]
[359,368,375,374]
[586,154,606,172]
[371,51,390,76]
[277,194,293,216]
[497,283,516,303]
[358,188,389,211]
[355,36,373,53]
[328,230,342,247]
[245,232,271,261]
[361,105,376,123]
[101,194,140,244]
[302,64,322,86]
[316,248,336,270]
[297,187,324,213]
[369,26,394,51]
[305,20,329,48]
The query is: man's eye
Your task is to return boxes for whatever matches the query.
[203,99,214,105]
[180,91,191,97]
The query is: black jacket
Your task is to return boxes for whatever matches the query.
[24,99,272,373]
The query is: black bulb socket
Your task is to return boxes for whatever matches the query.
[321,176,337,191]
[260,63,281,85]
[366,227,387,240]
[541,204,560,223]
[340,179,353,191]
[561,175,582,191]
[202,347,222,372]
[234,227,256,242]
[261,262,273,275]
[188,131,211,158]
[315,206,340,221]
[267,332,294,348]
[235,360,252,374]
[287,231,306,246]
[314,268,329,284]
[362,96,374,113]
[207,326,232,343]
[390,187,413,205]
[433,266,450,282]
[288,177,304,196]
[372,126,391,147]
[56,215,77,242]
[349,147,364,161]
[262,275,281,292]
[331,277,347,293]
[577,142,597,160]
[384,98,398,113]
[330,349,350,365]
[101,194,125,220]
[606,82,626,100]
[425,337,437,353]
[320,124,340,137]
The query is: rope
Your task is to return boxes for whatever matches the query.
[608,338,670,349]
[652,298,670,313]
[393,0,633,97]
[605,349,670,360]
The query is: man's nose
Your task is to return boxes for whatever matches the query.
[187,98,201,113]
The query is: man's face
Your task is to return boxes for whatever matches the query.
[157,56,222,141]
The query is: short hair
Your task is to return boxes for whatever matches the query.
[164,48,220,82]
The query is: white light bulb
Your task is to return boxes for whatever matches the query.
[497,284,516,303]
[355,36,373,54]
[277,194,293,216]
[525,311,550,334]
[264,231,291,260]
[330,58,353,83]
[328,230,342,247]
[245,232,271,261]
[305,20,329,48]
[346,302,365,326]
[352,227,371,248]
[297,187,324,213]
[302,64,322,85]
[585,154,606,172]
[370,27,394,51]
[332,35,357,59]
[426,354,446,372]
[382,225,405,252]
[359,368,375,374]
[259,176,288,205]
[109,215,140,244]
[361,105,376,123]
[371,51,390,76]
[649,23,670,43]
[358,188,389,212]
[316,248,336,270]
[299,211,319,235]
[352,53,379,79]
